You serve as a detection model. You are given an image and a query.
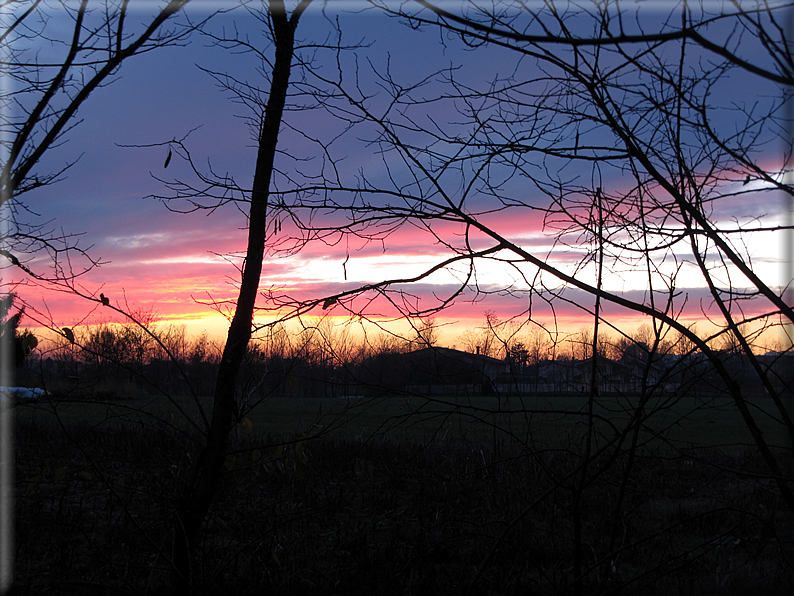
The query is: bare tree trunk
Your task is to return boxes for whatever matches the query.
[172,2,308,592]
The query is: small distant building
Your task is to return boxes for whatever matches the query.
[497,355,675,396]
[381,346,510,396]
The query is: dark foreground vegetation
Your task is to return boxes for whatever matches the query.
[12,404,794,596]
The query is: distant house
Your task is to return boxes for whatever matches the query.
[361,346,510,396]
[572,356,669,394]
[359,346,793,399]
[756,351,794,395]
[496,355,676,396]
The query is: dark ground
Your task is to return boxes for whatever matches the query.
[9,401,794,595]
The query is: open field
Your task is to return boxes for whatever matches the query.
[10,390,794,594]
[13,390,790,453]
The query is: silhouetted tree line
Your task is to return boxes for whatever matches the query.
[22,315,792,401]
[26,322,220,399]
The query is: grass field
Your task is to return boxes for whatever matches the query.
[13,390,789,454]
[11,389,794,595]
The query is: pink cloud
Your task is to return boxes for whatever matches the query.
[14,154,784,348]
[17,238,780,352]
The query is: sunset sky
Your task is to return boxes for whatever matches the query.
[6,1,790,347]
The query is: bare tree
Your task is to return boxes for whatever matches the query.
[410,316,439,349]
[237,1,794,592]
[166,1,313,592]
[8,0,308,583]
[12,1,794,593]
[0,2,213,591]
[0,0,215,287]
